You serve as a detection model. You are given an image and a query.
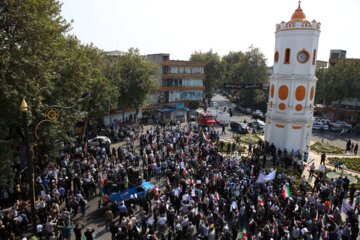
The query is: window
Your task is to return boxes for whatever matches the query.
[284,48,291,64]
[274,51,279,63]
[312,49,317,65]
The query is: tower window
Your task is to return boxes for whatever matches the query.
[274,51,279,63]
[312,49,317,65]
[284,48,291,64]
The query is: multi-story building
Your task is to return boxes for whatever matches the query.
[328,49,347,66]
[146,53,206,104]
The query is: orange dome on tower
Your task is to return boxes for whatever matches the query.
[290,1,306,22]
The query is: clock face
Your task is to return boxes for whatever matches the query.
[297,50,309,63]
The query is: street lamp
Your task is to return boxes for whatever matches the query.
[20,98,37,235]
[19,93,91,236]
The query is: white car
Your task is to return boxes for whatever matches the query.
[312,122,328,130]
[88,136,111,147]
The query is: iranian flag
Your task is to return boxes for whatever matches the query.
[257,195,265,206]
[282,183,292,199]
[186,131,193,145]
[214,192,219,202]
[237,227,247,240]
[201,131,208,141]
[100,176,105,185]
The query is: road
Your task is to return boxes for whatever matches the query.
[211,93,360,149]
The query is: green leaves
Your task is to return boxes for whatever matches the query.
[108,48,156,112]
[190,50,223,98]
[316,60,360,105]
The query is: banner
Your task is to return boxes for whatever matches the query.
[256,169,277,183]
[341,200,352,215]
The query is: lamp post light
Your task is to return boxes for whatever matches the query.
[20,98,37,235]
[19,93,91,236]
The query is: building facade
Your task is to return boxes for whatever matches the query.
[146,54,206,104]
[265,2,321,153]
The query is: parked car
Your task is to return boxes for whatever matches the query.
[312,122,328,130]
[245,108,252,114]
[230,121,249,134]
[252,110,265,121]
[88,136,111,147]
[320,119,331,128]
[109,182,154,204]
[249,119,266,130]
[330,121,352,131]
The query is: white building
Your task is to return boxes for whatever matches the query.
[265,2,321,153]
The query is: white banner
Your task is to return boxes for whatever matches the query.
[341,200,352,215]
[256,169,277,183]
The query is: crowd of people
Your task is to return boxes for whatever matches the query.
[0,122,359,240]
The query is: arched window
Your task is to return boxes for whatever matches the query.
[284,48,291,64]
[312,49,317,65]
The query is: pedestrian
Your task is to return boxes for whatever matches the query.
[74,222,84,240]
[222,124,226,135]
[105,207,114,230]
[84,227,95,240]
[354,143,358,155]
[309,163,315,178]
[346,139,351,152]
[320,152,326,165]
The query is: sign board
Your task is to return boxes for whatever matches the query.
[224,83,269,90]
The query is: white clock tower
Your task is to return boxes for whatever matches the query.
[265,1,321,153]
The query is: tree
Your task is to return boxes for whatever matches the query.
[316,60,360,105]
[108,48,157,121]
[0,0,118,179]
[190,50,223,98]
[222,46,268,107]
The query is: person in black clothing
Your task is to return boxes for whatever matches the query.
[354,143,358,155]
[222,124,226,135]
[320,152,326,165]
[84,227,95,240]
[74,222,83,240]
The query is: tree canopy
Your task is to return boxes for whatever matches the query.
[316,60,360,105]
[190,50,223,98]
[107,48,157,117]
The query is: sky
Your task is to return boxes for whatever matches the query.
[60,0,360,65]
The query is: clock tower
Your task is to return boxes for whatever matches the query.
[265,1,321,153]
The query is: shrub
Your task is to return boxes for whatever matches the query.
[328,157,360,172]
[310,142,344,154]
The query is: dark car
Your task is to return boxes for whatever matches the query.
[251,110,265,121]
[230,121,249,134]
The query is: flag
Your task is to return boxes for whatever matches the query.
[282,184,292,199]
[323,230,328,239]
[249,218,256,226]
[237,227,247,240]
[214,192,219,202]
[257,195,265,206]
[341,200,352,215]
[256,169,277,183]
[186,131,193,145]
[201,131,208,141]
[84,142,88,155]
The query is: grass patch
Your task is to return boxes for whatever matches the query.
[310,142,344,154]
[328,157,360,172]
[216,141,245,153]
[236,134,262,144]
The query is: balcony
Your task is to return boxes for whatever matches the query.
[162,73,205,79]
[159,86,205,92]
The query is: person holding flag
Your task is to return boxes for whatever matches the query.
[282,181,292,200]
